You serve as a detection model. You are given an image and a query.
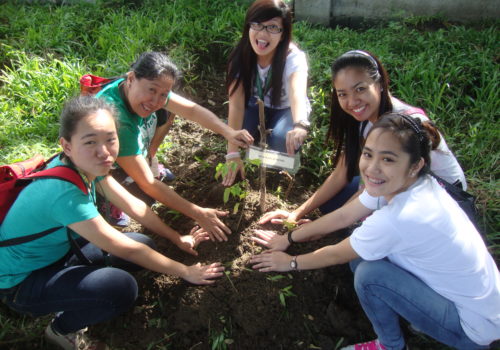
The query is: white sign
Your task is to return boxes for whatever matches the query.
[245,146,297,171]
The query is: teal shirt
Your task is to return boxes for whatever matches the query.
[96,78,158,158]
[0,156,99,289]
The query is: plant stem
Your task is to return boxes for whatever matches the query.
[257,98,267,212]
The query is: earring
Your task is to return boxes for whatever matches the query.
[411,172,416,177]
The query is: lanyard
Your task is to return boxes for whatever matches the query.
[255,67,272,100]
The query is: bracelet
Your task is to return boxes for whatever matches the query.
[287,231,295,245]
[225,152,240,160]
[293,121,310,131]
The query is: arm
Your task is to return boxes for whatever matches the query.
[259,154,350,225]
[148,110,175,159]
[69,217,223,284]
[292,155,350,220]
[222,81,247,187]
[116,155,231,242]
[285,70,309,155]
[250,237,359,272]
[96,175,208,255]
[290,197,372,242]
[166,92,253,149]
[252,197,373,251]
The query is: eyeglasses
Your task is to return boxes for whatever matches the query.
[249,22,283,34]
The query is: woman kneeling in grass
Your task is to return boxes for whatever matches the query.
[250,112,499,350]
[0,96,224,350]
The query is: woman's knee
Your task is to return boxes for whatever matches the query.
[353,259,391,293]
[86,267,138,309]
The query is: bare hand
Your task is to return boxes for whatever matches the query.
[195,207,231,242]
[250,251,291,272]
[226,129,254,149]
[175,226,210,256]
[221,158,244,187]
[183,262,225,285]
[258,210,293,225]
[286,127,307,155]
[251,229,289,251]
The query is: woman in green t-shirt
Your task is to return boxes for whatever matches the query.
[97,51,254,242]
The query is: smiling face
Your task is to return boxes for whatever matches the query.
[60,109,119,181]
[334,67,382,124]
[125,72,174,118]
[359,128,423,201]
[249,17,283,67]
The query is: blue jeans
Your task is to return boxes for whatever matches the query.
[243,96,294,153]
[0,232,155,334]
[319,176,360,214]
[349,259,489,350]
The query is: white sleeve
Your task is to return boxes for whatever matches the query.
[358,190,387,210]
[285,47,308,80]
[350,211,401,261]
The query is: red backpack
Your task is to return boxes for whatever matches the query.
[79,74,122,96]
[0,154,87,246]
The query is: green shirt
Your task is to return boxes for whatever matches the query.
[96,78,159,158]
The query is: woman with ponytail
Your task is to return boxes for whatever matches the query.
[250,112,500,350]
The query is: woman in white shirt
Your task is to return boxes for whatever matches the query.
[249,112,499,350]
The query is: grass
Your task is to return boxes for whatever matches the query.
[0,0,498,348]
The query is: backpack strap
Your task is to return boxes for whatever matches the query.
[1,166,88,246]
[0,226,60,247]
[22,165,88,195]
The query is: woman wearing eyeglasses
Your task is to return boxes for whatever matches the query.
[221,0,311,186]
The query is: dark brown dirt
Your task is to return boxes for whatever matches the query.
[89,117,373,350]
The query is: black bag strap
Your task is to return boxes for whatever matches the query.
[66,228,93,265]
[0,227,60,247]
[429,171,479,228]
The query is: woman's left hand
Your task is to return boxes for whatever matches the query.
[176,226,210,255]
[250,251,292,272]
[286,127,308,155]
[226,129,254,148]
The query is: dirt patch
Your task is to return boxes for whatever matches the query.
[93,119,372,349]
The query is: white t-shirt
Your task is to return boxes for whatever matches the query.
[351,177,500,345]
[361,97,467,190]
[255,44,311,121]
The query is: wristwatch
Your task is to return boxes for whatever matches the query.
[290,256,298,270]
[293,120,310,131]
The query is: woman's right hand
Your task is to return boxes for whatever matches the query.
[183,262,225,285]
[222,158,245,187]
[258,210,295,225]
[251,229,290,251]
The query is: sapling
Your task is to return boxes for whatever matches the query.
[257,98,271,212]
[215,162,248,214]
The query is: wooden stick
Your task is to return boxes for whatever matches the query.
[257,98,266,212]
